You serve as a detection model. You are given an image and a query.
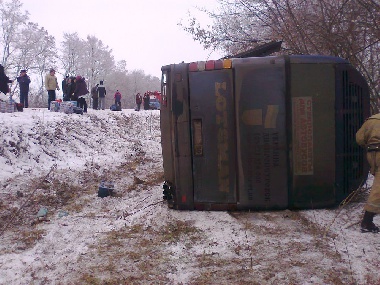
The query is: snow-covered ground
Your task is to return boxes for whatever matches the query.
[0,108,379,285]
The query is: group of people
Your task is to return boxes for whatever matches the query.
[0,67,30,108]
[61,74,123,111]
[135,92,151,111]
[47,70,92,113]
[61,75,108,111]
[89,82,107,110]
[89,82,122,110]
[0,66,119,112]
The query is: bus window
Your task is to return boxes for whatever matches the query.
[161,72,167,107]
[162,72,167,84]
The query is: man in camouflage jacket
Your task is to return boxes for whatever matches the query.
[356,113,380,233]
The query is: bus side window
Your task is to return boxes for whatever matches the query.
[161,72,168,107]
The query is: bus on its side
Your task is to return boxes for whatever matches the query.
[160,55,369,211]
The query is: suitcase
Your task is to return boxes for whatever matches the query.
[16,103,23,112]
[0,100,15,113]
[73,106,83,115]
[50,101,60,112]
[110,104,121,111]
[98,181,114,198]
[60,101,76,114]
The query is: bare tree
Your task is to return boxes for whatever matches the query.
[183,0,380,103]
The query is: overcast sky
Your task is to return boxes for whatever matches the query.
[21,0,224,78]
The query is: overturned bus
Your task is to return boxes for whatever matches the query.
[160,55,370,211]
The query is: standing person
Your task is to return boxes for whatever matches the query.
[17,69,31,108]
[143,92,150,110]
[0,64,12,95]
[64,76,75,101]
[97,80,106,110]
[356,115,380,233]
[62,75,69,100]
[91,84,99,110]
[45,68,59,110]
[74,75,89,112]
[114,90,122,109]
[135,93,142,111]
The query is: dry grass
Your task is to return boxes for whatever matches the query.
[0,156,373,285]
[159,220,201,244]
[75,218,203,284]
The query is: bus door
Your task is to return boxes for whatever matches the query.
[188,68,237,210]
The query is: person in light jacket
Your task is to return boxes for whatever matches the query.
[356,115,380,233]
[45,68,59,110]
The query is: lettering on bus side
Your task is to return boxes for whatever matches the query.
[215,82,229,193]
[263,133,271,202]
[292,97,313,175]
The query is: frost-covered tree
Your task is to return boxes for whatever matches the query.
[59,33,115,90]
[103,62,160,109]
[125,69,160,108]
[102,60,129,108]
[59,32,85,77]
[31,27,56,106]
[0,0,56,107]
[0,0,27,69]
[83,35,115,89]
[9,23,54,96]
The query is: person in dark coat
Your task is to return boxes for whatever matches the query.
[65,76,76,101]
[0,64,12,95]
[97,80,106,110]
[17,70,31,108]
[135,93,142,111]
[143,92,150,110]
[91,84,99,110]
[74,75,89,112]
[62,75,69,100]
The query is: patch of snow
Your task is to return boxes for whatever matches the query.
[0,108,379,285]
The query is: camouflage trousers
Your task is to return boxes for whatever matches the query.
[365,152,380,214]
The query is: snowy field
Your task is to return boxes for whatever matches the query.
[0,108,379,285]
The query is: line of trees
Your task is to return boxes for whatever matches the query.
[182,0,380,110]
[0,0,160,109]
